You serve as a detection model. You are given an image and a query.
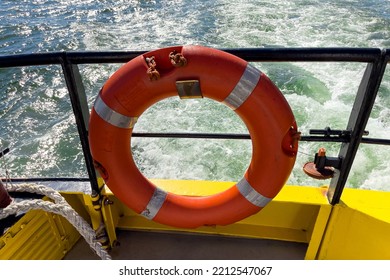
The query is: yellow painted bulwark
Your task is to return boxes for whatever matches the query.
[0,209,80,260]
[0,192,88,260]
[317,188,390,260]
[108,181,332,253]
[1,180,389,260]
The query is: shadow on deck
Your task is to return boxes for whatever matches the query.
[65,230,307,260]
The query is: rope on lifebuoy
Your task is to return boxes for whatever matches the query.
[0,182,111,260]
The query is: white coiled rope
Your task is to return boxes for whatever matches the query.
[0,182,111,260]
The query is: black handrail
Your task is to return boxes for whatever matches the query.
[61,47,385,63]
[0,48,383,67]
[0,48,389,203]
[131,132,390,146]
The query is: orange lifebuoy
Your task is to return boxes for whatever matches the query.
[89,45,298,228]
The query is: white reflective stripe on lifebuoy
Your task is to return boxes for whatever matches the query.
[141,188,168,220]
[93,95,138,129]
[223,64,261,110]
[236,177,271,207]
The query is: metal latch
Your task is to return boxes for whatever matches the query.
[309,127,369,139]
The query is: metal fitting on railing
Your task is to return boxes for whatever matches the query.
[303,148,342,180]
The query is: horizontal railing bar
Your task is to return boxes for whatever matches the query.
[64,48,384,64]
[225,47,383,62]
[1,177,90,182]
[360,137,390,146]
[0,52,65,67]
[132,132,251,140]
[0,48,386,68]
[132,132,390,145]
[66,51,145,64]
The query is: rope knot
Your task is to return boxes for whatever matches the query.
[145,56,160,81]
[169,50,187,67]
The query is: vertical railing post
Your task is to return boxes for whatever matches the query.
[327,50,387,204]
[61,53,101,194]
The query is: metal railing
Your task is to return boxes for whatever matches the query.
[1,48,389,204]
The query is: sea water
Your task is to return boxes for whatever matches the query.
[0,0,389,192]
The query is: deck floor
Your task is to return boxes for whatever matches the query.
[65,230,307,260]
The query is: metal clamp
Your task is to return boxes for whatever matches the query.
[176,80,203,99]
